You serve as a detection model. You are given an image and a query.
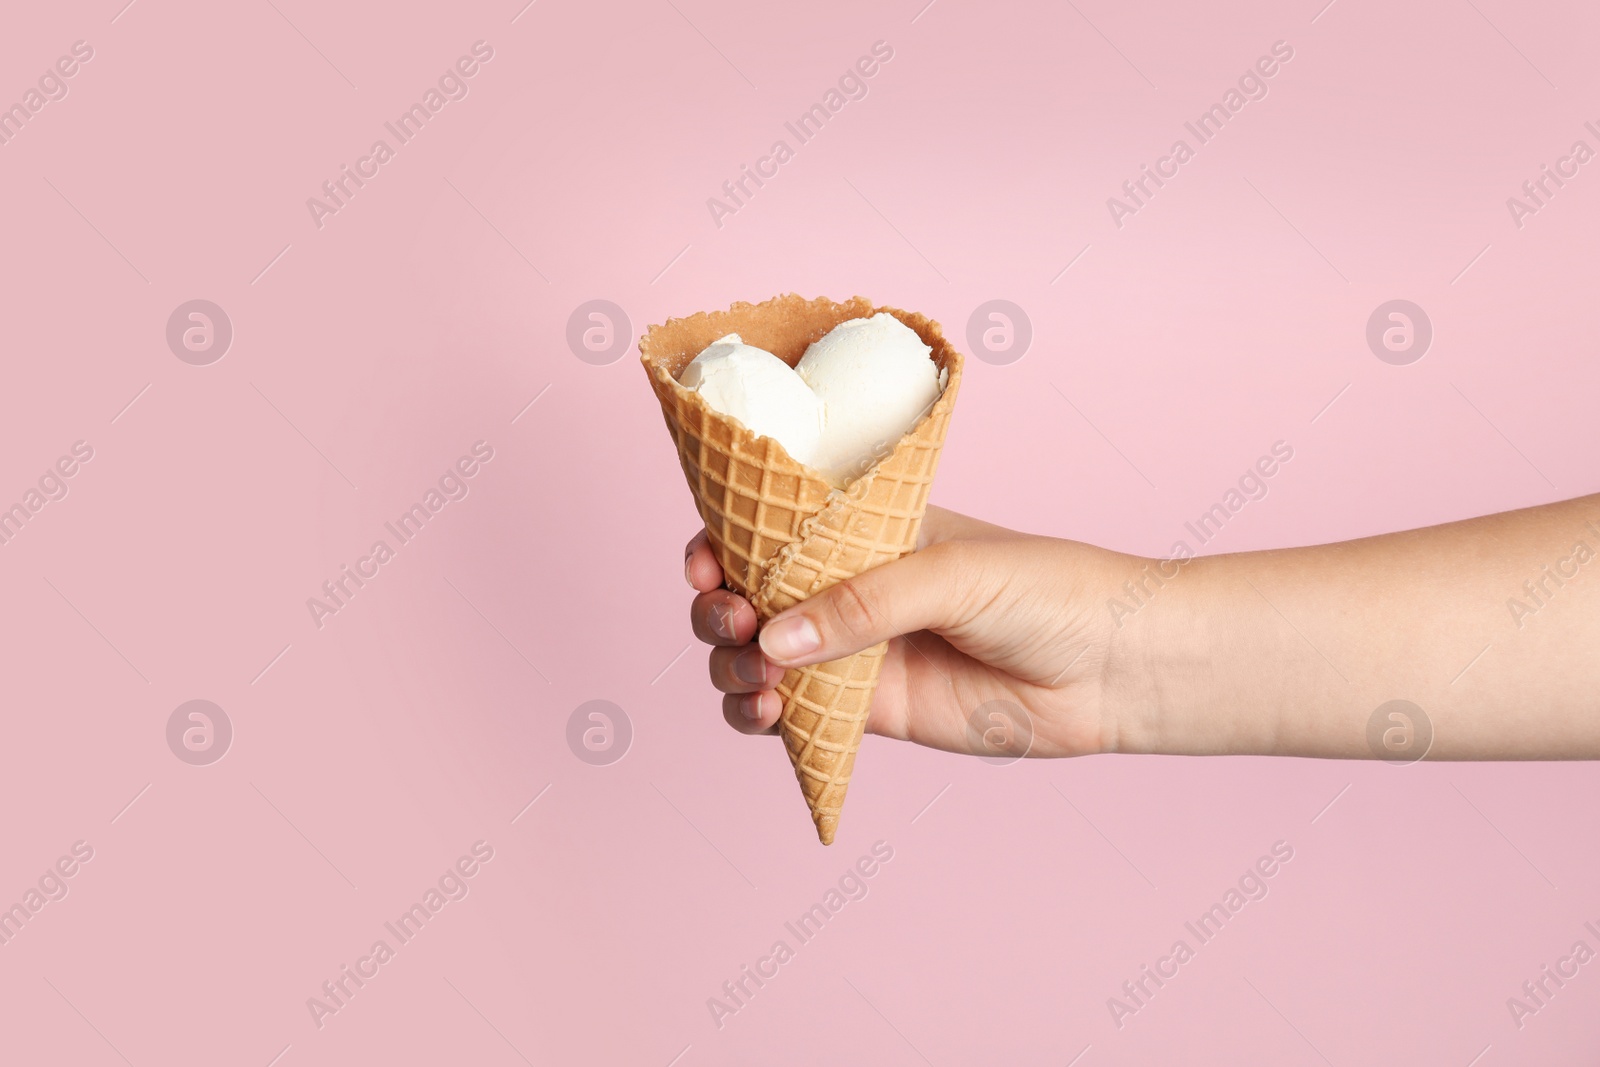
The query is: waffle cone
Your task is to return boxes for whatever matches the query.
[641,294,963,844]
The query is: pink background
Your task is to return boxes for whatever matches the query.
[2,0,1598,1063]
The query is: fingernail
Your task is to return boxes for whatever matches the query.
[710,604,736,640]
[739,693,764,721]
[760,616,821,662]
[734,648,768,685]
[684,555,695,588]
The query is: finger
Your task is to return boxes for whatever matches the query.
[758,540,976,668]
[690,589,758,646]
[722,691,781,734]
[685,529,725,592]
[708,645,784,694]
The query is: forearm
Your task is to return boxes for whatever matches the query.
[1106,494,1600,759]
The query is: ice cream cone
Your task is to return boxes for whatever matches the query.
[641,294,963,844]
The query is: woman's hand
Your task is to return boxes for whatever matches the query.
[685,505,1133,759]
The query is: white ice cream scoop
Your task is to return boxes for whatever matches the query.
[677,315,944,488]
[796,313,944,487]
[677,334,824,468]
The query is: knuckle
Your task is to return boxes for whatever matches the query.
[828,576,880,639]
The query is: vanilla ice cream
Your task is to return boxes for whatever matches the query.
[797,313,944,486]
[677,315,944,488]
[678,334,824,468]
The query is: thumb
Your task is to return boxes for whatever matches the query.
[758,542,969,667]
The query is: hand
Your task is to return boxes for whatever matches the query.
[684,505,1131,759]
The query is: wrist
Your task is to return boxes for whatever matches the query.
[1094,552,1172,755]
[1096,551,1281,757]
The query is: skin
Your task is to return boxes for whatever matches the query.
[686,496,1600,761]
